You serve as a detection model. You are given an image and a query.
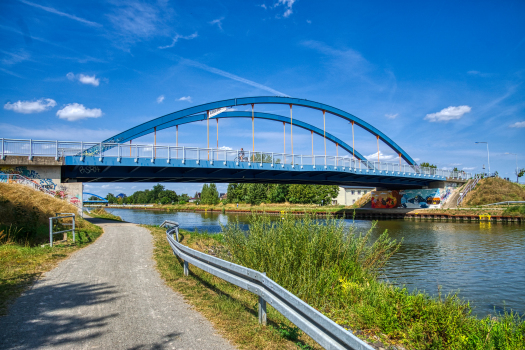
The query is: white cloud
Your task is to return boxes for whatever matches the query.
[182,59,289,96]
[467,70,492,77]
[260,4,267,10]
[18,0,102,27]
[158,32,198,49]
[275,0,296,17]
[4,98,56,114]
[306,19,311,24]
[178,96,192,102]
[1,49,30,65]
[56,103,103,121]
[385,113,398,119]
[509,121,525,128]
[209,17,224,31]
[219,146,232,150]
[424,105,471,122]
[78,74,100,86]
[463,167,475,170]
[157,95,165,103]
[67,72,101,86]
[365,151,395,161]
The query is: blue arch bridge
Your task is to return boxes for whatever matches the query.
[82,192,109,204]
[0,97,471,189]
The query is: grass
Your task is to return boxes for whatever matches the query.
[0,182,104,315]
[503,205,525,216]
[150,214,525,350]
[463,178,525,207]
[87,208,123,221]
[147,225,320,349]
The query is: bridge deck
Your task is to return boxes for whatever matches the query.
[64,157,445,189]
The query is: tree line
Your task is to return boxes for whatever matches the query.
[226,183,338,205]
[103,184,189,204]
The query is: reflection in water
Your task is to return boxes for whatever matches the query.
[104,208,524,317]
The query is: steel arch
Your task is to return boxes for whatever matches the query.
[103,96,416,165]
[130,111,367,160]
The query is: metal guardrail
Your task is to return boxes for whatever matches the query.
[0,138,473,180]
[481,201,525,206]
[160,220,373,350]
[49,213,75,247]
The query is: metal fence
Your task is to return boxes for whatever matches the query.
[1,138,472,180]
[49,213,75,247]
[160,220,373,350]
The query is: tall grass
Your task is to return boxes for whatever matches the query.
[221,214,525,349]
[223,214,399,305]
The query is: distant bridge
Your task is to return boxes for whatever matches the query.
[83,192,108,204]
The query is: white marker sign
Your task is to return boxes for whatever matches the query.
[209,107,228,118]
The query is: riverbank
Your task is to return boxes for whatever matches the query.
[89,203,524,222]
[149,216,525,350]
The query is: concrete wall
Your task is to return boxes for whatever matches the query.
[0,156,82,206]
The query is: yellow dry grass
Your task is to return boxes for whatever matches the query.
[462,177,525,207]
[0,182,85,227]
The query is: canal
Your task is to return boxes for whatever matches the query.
[103,207,525,318]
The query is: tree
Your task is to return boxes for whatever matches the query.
[517,168,525,183]
[419,162,437,168]
[200,183,219,205]
[106,193,117,204]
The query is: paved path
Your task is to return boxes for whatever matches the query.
[0,218,235,350]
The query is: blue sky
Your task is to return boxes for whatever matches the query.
[1,0,524,196]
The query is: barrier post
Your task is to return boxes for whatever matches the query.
[184,261,189,276]
[49,217,53,247]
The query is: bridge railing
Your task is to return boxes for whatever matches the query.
[0,138,473,180]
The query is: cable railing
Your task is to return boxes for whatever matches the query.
[160,220,374,350]
[0,138,472,180]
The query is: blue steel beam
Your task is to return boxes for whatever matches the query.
[101,96,417,165]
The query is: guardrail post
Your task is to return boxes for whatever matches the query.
[72,215,76,243]
[258,295,267,325]
[183,260,189,276]
[1,138,4,160]
[49,217,53,247]
[258,272,267,325]
[55,140,59,160]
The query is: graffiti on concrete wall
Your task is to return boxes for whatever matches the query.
[371,186,456,209]
[371,190,401,209]
[0,166,61,190]
[399,189,442,209]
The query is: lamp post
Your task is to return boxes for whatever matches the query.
[475,142,490,175]
[505,152,518,182]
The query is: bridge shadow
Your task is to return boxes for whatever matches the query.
[83,217,128,224]
[0,281,120,350]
